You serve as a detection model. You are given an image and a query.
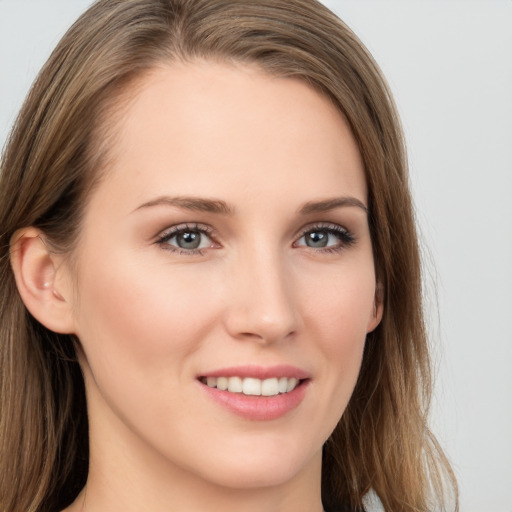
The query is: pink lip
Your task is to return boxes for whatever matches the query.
[199,364,310,380]
[197,365,311,421]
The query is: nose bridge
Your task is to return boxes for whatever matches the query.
[225,241,299,343]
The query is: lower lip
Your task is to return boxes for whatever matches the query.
[199,380,309,421]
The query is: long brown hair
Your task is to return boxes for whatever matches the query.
[0,1,457,511]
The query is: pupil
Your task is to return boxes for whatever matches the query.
[177,231,201,249]
[307,231,327,247]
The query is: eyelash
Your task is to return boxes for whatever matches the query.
[155,223,217,256]
[155,222,356,255]
[294,223,356,253]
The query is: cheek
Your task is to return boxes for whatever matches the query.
[300,260,376,410]
[319,303,368,403]
[72,250,226,442]
[302,258,376,339]
[73,248,220,378]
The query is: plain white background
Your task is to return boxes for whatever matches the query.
[1,1,511,511]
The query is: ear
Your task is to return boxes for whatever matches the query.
[10,227,76,334]
[367,282,384,333]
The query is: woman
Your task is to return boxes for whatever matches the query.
[0,1,457,511]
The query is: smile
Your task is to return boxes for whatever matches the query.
[197,365,310,420]
[200,376,300,396]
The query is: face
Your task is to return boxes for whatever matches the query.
[66,61,382,493]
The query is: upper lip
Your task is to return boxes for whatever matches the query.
[198,364,310,380]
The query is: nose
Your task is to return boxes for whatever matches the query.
[222,248,301,345]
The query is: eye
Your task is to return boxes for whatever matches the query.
[156,224,217,254]
[294,224,355,252]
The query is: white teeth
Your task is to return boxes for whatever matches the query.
[228,376,243,393]
[217,376,228,390]
[261,378,279,396]
[243,377,261,396]
[286,377,298,392]
[203,376,301,396]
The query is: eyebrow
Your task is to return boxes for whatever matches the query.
[133,195,234,215]
[298,197,367,215]
[133,194,367,216]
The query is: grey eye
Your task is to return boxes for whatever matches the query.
[174,231,203,249]
[295,224,355,251]
[158,226,214,252]
[304,231,329,248]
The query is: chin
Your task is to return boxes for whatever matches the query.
[184,440,321,491]
[198,461,305,490]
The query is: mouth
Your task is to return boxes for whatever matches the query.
[197,366,310,420]
[199,376,303,396]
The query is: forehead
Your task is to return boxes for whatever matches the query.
[90,60,366,214]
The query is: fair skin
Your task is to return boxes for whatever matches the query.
[12,61,382,512]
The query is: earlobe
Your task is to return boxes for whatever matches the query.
[367,282,384,333]
[10,227,76,334]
